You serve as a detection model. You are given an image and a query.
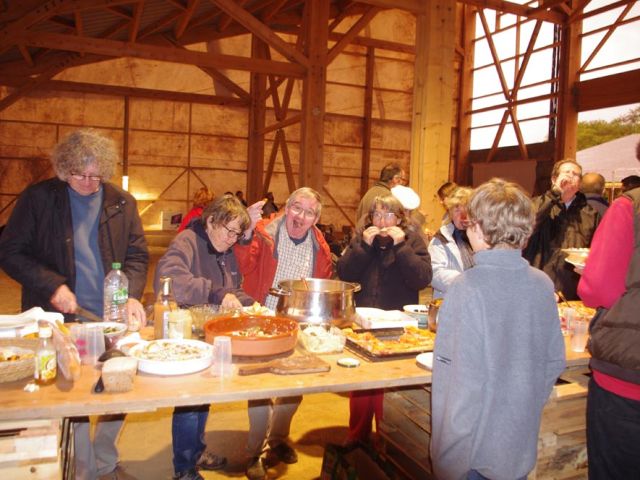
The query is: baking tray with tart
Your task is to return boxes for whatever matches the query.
[343,326,436,361]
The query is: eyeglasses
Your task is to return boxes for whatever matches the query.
[394,174,408,186]
[289,204,317,219]
[372,211,397,221]
[70,172,102,182]
[221,223,243,239]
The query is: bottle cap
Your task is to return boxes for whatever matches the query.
[39,326,53,338]
[112,262,121,269]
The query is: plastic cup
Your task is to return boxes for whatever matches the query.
[570,314,589,353]
[71,325,88,359]
[82,325,106,365]
[211,336,233,378]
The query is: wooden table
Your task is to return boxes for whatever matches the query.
[0,351,432,421]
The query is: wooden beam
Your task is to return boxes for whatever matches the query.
[44,78,247,105]
[20,31,306,77]
[574,69,640,111]
[355,0,422,14]
[217,0,248,32]
[299,0,328,192]
[247,36,267,204]
[361,46,374,197]
[410,0,456,233]
[455,4,475,185]
[174,0,200,39]
[129,0,144,42]
[327,6,380,65]
[459,0,565,23]
[0,0,137,51]
[259,113,301,135]
[211,0,309,67]
[555,14,582,162]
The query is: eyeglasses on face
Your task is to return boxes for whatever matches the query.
[394,174,408,185]
[289,204,317,219]
[221,223,243,239]
[70,172,102,182]
[372,211,397,221]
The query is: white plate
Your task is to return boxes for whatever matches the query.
[128,339,213,376]
[565,257,586,268]
[91,322,128,338]
[416,352,433,370]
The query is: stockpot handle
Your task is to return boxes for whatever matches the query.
[349,282,361,293]
[268,287,291,297]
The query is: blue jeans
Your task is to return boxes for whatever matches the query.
[172,405,209,475]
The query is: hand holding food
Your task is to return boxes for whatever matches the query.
[50,284,77,314]
[385,226,406,245]
[126,298,147,330]
[363,226,381,245]
[221,293,243,310]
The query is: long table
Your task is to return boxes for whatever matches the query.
[0,340,590,421]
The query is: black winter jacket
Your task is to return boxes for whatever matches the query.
[523,190,599,300]
[0,178,148,319]
[337,230,432,310]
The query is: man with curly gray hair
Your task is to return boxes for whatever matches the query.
[0,128,148,480]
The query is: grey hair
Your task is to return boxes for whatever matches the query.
[286,187,323,218]
[51,129,118,181]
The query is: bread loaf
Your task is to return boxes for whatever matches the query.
[102,357,138,392]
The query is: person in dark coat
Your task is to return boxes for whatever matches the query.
[337,194,432,446]
[523,159,600,300]
[581,172,609,217]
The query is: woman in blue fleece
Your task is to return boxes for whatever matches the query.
[430,178,566,480]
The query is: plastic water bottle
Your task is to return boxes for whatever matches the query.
[103,262,129,326]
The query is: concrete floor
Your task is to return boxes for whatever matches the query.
[0,270,352,480]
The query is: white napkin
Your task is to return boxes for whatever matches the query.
[0,307,64,338]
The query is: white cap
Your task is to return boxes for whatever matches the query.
[391,185,420,210]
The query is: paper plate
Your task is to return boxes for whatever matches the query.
[416,352,433,370]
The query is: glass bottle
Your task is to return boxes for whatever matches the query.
[154,276,177,339]
[35,325,57,386]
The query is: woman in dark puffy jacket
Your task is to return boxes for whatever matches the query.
[337,194,432,446]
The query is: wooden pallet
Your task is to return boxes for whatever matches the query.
[0,419,60,479]
[379,370,589,480]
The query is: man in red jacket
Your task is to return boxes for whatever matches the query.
[234,187,332,480]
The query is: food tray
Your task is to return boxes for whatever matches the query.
[344,327,435,362]
[0,338,38,383]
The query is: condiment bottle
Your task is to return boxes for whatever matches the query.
[167,309,192,340]
[35,325,57,386]
[154,276,178,339]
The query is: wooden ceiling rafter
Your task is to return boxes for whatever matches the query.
[570,0,630,23]
[260,0,293,24]
[129,0,144,42]
[326,5,379,64]
[459,0,565,23]
[17,44,34,66]
[162,34,251,100]
[174,0,200,38]
[211,0,309,68]
[19,31,306,76]
[217,0,249,33]
[107,5,135,20]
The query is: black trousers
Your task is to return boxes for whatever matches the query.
[586,377,640,480]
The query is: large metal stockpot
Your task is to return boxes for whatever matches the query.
[268,278,361,327]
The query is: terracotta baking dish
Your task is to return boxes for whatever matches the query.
[204,315,299,356]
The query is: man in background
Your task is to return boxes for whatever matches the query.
[621,174,640,192]
[355,162,407,224]
[581,172,609,217]
[523,159,600,300]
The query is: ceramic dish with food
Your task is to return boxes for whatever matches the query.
[204,315,298,356]
[128,339,213,375]
[355,307,418,329]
